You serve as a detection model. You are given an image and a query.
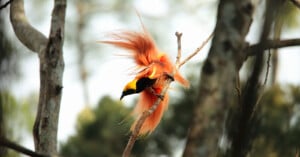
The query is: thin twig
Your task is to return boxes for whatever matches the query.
[0,137,49,157]
[122,31,213,157]
[179,32,214,68]
[235,72,241,103]
[175,32,183,68]
[263,50,271,86]
[251,49,272,118]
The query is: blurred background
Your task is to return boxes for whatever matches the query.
[1,0,300,156]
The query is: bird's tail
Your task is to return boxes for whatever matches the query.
[131,90,169,135]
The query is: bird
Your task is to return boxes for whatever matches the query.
[99,28,189,135]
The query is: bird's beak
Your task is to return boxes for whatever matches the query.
[120,93,125,100]
[120,89,136,100]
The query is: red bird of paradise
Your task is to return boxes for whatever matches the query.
[100,28,189,135]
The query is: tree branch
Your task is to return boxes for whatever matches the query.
[175,32,182,67]
[9,0,47,53]
[247,38,300,57]
[290,0,300,9]
[122,32,212,157]
[0,0,12,10]
[0,138,49,157]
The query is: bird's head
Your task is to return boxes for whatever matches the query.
[120,77,157,100]
[120,79,138,100]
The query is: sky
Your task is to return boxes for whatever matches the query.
[3,0,300,152]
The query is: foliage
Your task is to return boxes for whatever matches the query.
[60,96,132,157]
[0,91,36,157]
[251,85,300,157]
[278,1,300,29]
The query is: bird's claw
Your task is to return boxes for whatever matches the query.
[164,73,174,81]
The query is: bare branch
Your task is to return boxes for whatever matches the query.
[0,0,12,10]
[9,0,47,53]
[247,38,300,57]
[175,32,182,68]
[0,137,49,157]
[179,32,213,68]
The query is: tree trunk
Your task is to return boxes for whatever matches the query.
[10,0,66,155]
[182,0,253,157]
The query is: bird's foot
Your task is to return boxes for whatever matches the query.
[164,73,174,81]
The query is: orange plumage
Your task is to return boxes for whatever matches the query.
[100,28,189,135]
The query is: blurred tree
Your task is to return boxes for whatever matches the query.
[0,91,37,157]
[0,10,19,157]
[60,96,131,157]
[183,0,300,156]
[0,9,19,90]
[251,85,300,157]
[0,92,20,157]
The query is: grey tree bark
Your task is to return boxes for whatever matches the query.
[9,0,66,155]
[182,0,253,156]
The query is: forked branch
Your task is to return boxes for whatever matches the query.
[10,0,47,53]
[122,32,213,157]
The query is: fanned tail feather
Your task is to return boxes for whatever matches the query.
[100,31,160,66]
